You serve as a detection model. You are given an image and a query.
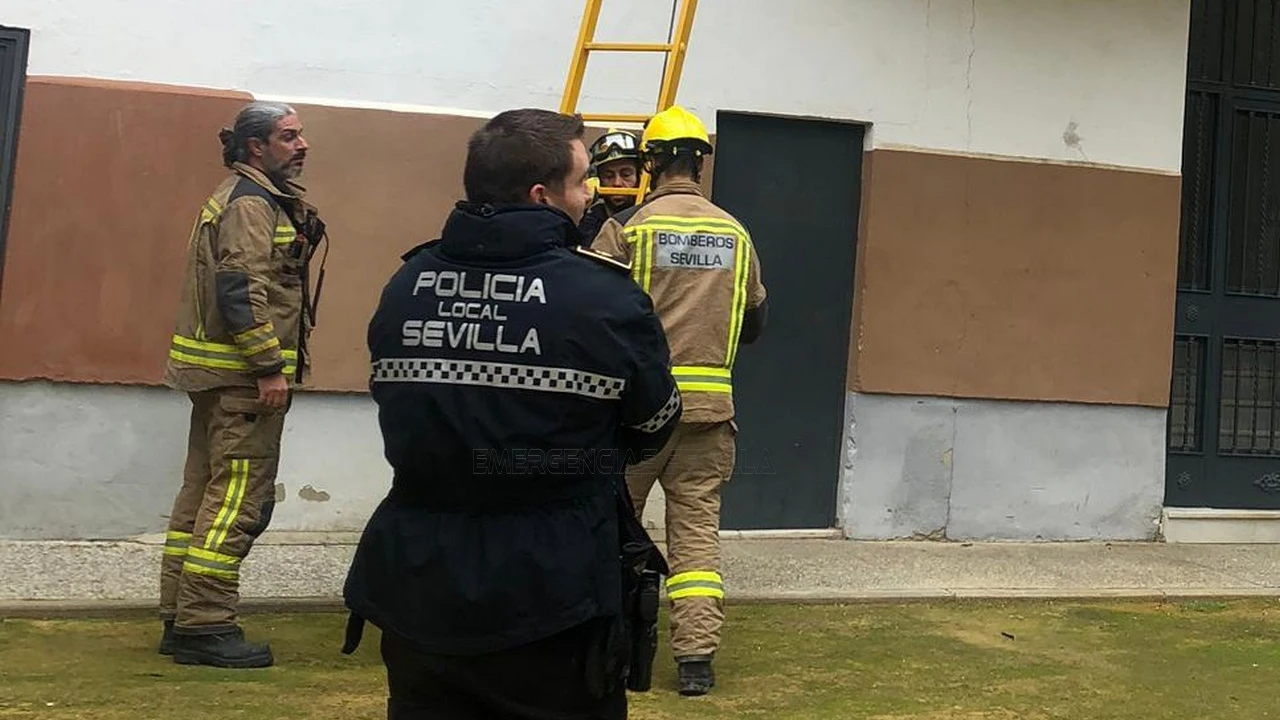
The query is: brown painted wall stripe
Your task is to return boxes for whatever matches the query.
[849,148,1181,408]
[283,102,483,391]
[0,77,1179,407]
[0,78,714,392]
[0,78,251,385]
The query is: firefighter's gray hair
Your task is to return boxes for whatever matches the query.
[218,101,296,167]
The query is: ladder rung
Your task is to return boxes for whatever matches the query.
[584,42,672,53]
[597,187,642,197]
[581,112,650,123]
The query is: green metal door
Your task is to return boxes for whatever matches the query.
[709,111,864,529]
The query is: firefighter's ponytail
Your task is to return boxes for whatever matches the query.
[219,101,296,168]
[218,127,236,167]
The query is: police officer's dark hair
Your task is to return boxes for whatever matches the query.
[464,109,586,204]
[218,101,297,168]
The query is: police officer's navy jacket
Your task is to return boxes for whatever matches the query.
[343,201,682,656]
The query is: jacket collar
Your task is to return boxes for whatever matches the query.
[646,178,704,202]
[435,202,584,261]
[232,162,307,201]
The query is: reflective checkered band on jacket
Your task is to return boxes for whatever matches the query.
[631,387,681,433]
[372,358,627,400]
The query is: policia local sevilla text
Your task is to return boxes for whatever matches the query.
[402,269,548,356]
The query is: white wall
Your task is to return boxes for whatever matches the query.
[839,393,1167,541]
[0,380,670,540]
[1,0,1189,171]
[0,381,390,539]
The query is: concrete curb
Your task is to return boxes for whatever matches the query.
[7,537,1280,617]
[0,597,347,619]
[728,587,1280,603]
[3,587,1277,619]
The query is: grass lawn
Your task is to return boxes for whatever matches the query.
[1,598,1278,719]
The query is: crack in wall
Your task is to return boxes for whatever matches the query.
[965,0,977,149]
[943,403,958,539]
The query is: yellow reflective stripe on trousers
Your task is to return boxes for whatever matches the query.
[169,335,297,375]
[205,459,249,551]
[666,570,725,600]
[183,546,242,581]
[273,224,297,245]
[164,530,192,557]
[672,365,732,394]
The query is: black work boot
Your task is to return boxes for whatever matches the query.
[158,619,177,656]
[171,626,273,669]
[676,655,715,696]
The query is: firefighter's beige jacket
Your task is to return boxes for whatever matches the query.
[591,180,767,423]
[164,163,319,392]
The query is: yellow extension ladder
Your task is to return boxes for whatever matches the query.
[558,0,699,204]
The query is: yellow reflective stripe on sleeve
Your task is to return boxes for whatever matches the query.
[671,366,732,394]
[205,459,249,551]
[726,235,750,368]
[232,323,277,347]
[199,197,224,224]
[241,336,281,357]
[273,224,297,245]
[666,570,725,600]
[164,530,192,557]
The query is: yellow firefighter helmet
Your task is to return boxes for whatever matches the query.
[641,105,713,156]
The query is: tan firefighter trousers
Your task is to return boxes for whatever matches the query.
[626,420,736,659]
[159,387,288,633]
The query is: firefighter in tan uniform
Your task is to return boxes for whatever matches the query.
[156,101,328,668]
[591,105,769,696]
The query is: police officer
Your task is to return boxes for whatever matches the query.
[578,129,642,244]
[591,105,769,696]
[341,108,681,719]
[158,100,328,668]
